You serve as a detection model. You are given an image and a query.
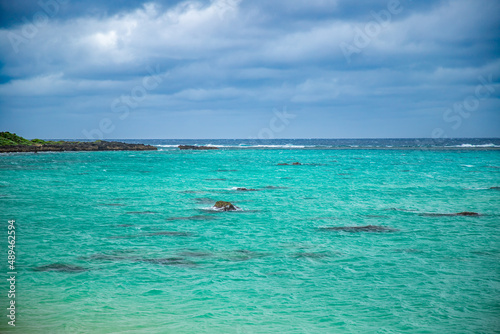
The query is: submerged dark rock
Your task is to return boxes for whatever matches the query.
[142,257,184,264]
[178,145,217,150]
[365,215,389,219]
[277,162,301,166]
[83,253,195,267]
[319,225,398,233]
[125,211,158,215]
[456,212,480,216]
[213,201,240,211]
[141,257,196,266]
[420,211,480,217]
[226,250,270,261]
[33,263,88,273]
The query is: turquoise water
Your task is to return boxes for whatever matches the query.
[1,148,499,333]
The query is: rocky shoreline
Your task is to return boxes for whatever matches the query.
[0,141,157,153]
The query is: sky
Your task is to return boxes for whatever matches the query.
[0,0,499,139]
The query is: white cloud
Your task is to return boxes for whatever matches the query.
[0,0,498,138]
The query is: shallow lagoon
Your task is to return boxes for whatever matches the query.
[0,146,499,333]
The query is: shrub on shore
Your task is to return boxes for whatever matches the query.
[0,132,66,146]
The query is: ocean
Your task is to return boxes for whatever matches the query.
[1,138,499,333]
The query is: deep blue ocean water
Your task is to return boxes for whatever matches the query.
[0,138,499,333]
[91,138,500,149]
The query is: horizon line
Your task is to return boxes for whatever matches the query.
[30,137,500,141]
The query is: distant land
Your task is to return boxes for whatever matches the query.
[0,132,157,153]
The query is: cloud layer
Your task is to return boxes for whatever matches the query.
[0,0,499,139]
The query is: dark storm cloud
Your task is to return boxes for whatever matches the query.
[0,0,498,138]
[0,0,188,28]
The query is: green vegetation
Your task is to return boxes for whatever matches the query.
[0,132,156,152]
[0,132,32,145]
[0,132,65,146]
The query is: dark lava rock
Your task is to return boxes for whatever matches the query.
[142,257,184,264]
[213,201,239,211]
[277,162,302,166]
[234,187,258,191]
[456,212,480,216]
[178,145,218,150]
[125,211,158,215]
[319,225,398,233]
[420,211,480,217]
[0,141,157,153]
[33,263,88,273]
